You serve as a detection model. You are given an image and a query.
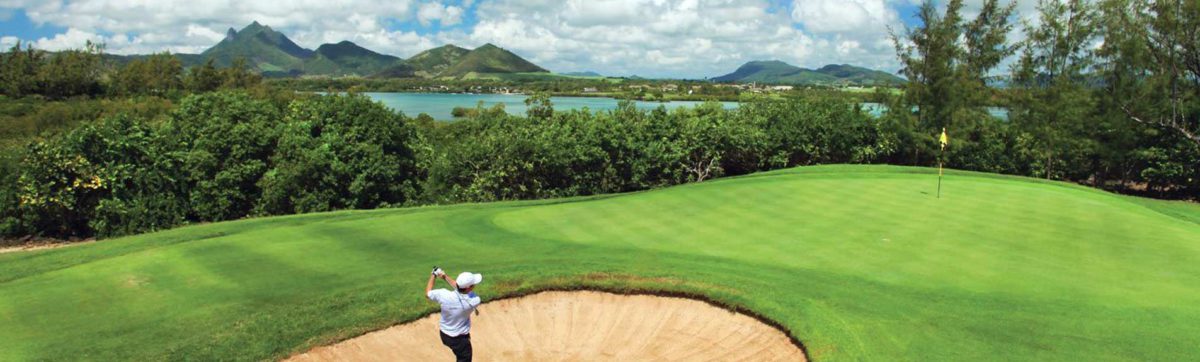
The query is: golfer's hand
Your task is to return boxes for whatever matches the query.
[432,267,445,277]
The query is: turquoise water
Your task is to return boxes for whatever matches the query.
[364,93,737,120]
[362,93,1008,121]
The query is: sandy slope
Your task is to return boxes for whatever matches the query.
[286,291,805,361]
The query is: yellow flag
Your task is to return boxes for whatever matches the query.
[939,128,948,150]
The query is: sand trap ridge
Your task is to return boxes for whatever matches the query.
[286,291,806,361]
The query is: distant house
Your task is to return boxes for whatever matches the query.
[583,87,598,93]
[771,85,794,91]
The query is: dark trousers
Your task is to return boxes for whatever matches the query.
[439,331,472,362]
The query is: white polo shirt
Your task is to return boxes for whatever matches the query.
[427,288,481,337]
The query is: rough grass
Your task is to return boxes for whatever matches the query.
[0,165,1197,361]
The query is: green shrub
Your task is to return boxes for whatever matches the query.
[161,91,281,222]
[256,93,419,214]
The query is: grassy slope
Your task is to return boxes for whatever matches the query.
[440,44,548,78]
[405,45,470,78]
[1,165,1198,361]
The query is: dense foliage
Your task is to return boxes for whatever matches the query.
[2,92,419,239]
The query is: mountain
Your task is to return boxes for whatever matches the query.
[370,63,417,79]
[304,41,405,76]
[713,60,904,85]
[201,21,313,72]
[405,44,470,77]
[712,60,830,83]
[439,43,548,77]
[116,22,551,79]
[563,71,603,77]
[814,64,905,85]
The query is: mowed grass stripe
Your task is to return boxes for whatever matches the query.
[1,165,1198,361]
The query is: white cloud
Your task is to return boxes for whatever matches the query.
[792,0,893,34]
[0,35,18,49]
[417,2,464,26]
[184,24,226,44]
[0,0,1045,78]
[3,0,420,55]
[837,40,862,56]
[463,0,824,77]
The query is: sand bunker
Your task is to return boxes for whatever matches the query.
[287,291,806,361]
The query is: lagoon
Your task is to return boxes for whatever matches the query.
[364,93,737,120]
[362,92,1009,121]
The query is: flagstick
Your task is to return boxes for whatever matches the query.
[938,127,947,199]
[937,159,943,199]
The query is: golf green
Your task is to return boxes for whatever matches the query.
[1,165,1197,361]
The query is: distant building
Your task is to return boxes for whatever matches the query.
[771,85,794,91]
[583,87,598,93]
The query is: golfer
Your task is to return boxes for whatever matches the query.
[426,267,483,362]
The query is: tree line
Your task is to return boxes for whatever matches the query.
[0,41,262,100]
[0,91,889,240]
[890,0,1197,195]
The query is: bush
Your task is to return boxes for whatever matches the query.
[0,150,23,237]
[12,114,180,237]
[256,93,419,214]
[161,91,282,222]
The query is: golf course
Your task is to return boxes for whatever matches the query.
[1,165,1198,361]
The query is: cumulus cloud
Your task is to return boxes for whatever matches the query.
[462,0,824,77]
[792,0,894,33]
[0,35,18,49]
[1,0,425,55]
[0,0,1045,77]
[417,2,465,26]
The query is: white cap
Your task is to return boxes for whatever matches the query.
[456,272,483,289]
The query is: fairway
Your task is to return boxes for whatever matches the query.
[1,165,1198,361]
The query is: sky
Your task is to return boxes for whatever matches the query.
[0,0,1041,79]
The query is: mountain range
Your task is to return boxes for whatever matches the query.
[712,60,904,85]
[109,22,900,83]
[153,22,548,79]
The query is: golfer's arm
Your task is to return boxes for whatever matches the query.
[442,274,458,289]
[425,274,436,296]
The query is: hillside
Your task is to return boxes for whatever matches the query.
[184,23,548,79]
[404,44,470,77]
[201,21,313,72]
[303,41,405,77]
[713,60,904,85]
[1,165,1198,361]
[369,63,417,78]
[815,64,906,85]
[439,43,548,77]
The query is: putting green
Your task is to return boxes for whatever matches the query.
[0,165,1197,361]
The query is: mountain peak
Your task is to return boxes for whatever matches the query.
[225,27,237,39]
[241,21,266,33]
[441,43,547,76]
[747,60,789,65]
[314,40,392,61]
